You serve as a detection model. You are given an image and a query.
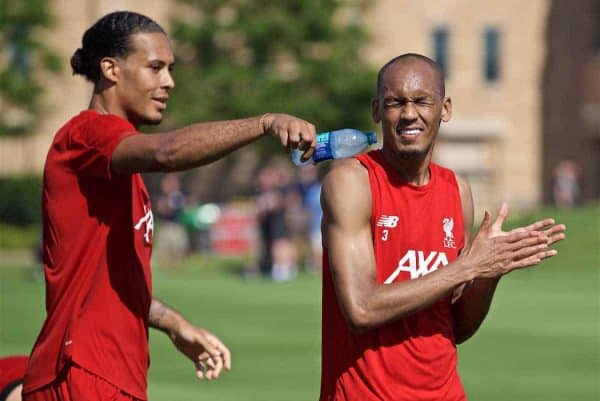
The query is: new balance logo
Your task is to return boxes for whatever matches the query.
[376,215,399,228]
[384,250,449,283]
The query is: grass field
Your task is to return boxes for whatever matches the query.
[0,205,598,401]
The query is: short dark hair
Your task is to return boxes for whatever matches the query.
[376,53,445,97]
[70,11,165,82]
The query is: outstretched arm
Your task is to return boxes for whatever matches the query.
[148,298,231,380]
[111,113,316,174]
[451,175,567,344]
[322,160,553,334]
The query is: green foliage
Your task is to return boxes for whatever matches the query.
[169,0,375,156]
[0,0,60,136]
[0,175,42,225]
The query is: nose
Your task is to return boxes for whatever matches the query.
[162,70,175,90]
[400,101,418,121]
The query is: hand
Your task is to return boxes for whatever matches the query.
[489,202,566,246]
[459,203,565,279]
[170,321,231,380]
[262,113,317,162]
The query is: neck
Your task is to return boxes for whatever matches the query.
[381,146,433,186]
[88,83,135,127]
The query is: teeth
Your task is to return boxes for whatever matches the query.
[399,129,420,135]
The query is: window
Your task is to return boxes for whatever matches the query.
[433,28,449,78]
[484,27,500,82]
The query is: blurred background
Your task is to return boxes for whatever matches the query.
[0,1,598,400]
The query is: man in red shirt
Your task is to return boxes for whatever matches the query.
[23,11,317,401]
[319,54,566,401]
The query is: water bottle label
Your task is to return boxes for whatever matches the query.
[313,132,333,162]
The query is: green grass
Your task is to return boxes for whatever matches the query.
[0,206,598,401]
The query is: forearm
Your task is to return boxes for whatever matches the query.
[112,115,266,174]
[342,261,473,333]
[154,116,265,171]
[451,277,500,344]
[148,297,186,336]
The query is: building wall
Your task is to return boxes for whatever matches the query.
[0,0,552,213]
[542,0,600,203]
[365,0,550,213]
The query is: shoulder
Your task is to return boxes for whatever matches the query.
[321,158,371,222]
[322,158,370,202]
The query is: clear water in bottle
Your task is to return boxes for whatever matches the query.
[291,129,377,166]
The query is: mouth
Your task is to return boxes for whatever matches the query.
[152,97,168,111]
[396,127,424,140]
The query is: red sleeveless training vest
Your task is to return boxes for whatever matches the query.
[320,150,467,401]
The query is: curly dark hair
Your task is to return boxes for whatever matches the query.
[70,11,165,82]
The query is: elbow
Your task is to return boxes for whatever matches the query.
[345,306,373,335]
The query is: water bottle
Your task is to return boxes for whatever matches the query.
[291,129,378,166]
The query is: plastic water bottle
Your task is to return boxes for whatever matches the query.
[291,129,378,166]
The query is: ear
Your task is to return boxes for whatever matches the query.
[441,96,452,123]
[371,97,381,123]
[99,57,120,84]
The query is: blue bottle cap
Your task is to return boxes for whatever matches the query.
[366,132,378,145]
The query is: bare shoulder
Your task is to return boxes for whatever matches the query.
[321,158,371,225]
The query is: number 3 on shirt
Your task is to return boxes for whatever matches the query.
[381,229,389,241]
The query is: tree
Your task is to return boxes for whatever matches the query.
[164,0,375,200]
[0,0,60,136]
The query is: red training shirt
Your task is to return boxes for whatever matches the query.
[320,150,467,401]
[23,110,154,400]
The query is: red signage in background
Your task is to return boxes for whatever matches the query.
[210,204,258,257]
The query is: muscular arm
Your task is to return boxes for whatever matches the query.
[451,175,500,344]
[324,162,558,335]
[322,160,473,333]
[111,113,315,174]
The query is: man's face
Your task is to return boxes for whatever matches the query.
[114,32,175,126]
[372,60,451,160]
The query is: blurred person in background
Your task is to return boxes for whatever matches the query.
[153,173,190,267]
[296,165,323,273]
[23,10,316,401]
[319,54,566,401]
[552,159,582,209]
[0,356,28,401]
[253,163,299,281]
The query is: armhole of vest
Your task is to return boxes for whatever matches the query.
[354,154,378,239]
[449,169,467,250]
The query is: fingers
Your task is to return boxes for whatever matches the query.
[196,354,224,380]
[544,224,567,245]
[475,210,492,236]
[502,228,545,245]
[504,231,548,250]
[268,114,317,158]
[491,202,509,232]
[219,342,232,371]
[508,249,558,271]
[519,218,555,232]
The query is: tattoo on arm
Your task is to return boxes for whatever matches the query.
[148,298,182,333]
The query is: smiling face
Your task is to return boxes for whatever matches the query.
[372,58,451,162]
[110,32,175,126]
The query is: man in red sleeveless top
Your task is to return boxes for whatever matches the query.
[23,11,317,401]
[319,54,566,401]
